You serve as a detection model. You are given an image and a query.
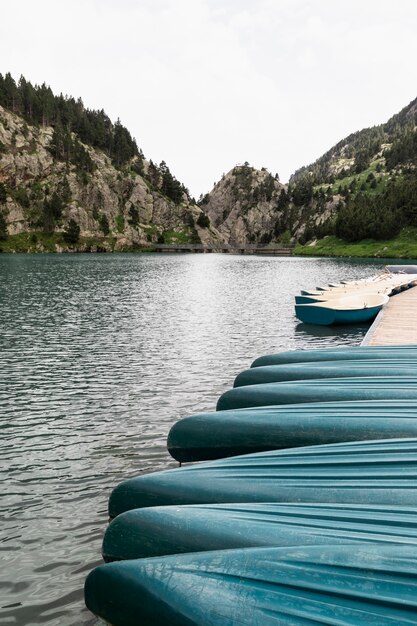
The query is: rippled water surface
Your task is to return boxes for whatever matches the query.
[0,253,389,625]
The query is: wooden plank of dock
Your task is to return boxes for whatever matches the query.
[362,286,417,346]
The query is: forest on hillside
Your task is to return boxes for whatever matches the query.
[286,96,417,243]
[0,73,189,206]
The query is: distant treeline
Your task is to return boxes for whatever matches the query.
[335,174,417,241]
[290,98,417,187]
[0,73,189,204]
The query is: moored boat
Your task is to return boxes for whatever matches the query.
[108,437,417,517]
[167,400,417,462]
[216,376,417,411]
[85,543,417,626]
[233,359,417,386]
[295,293,388,326]
[251,345,417,367]
[102,502,417,561]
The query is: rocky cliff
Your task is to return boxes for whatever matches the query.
[0,104,221,251]
[200,164,291,244]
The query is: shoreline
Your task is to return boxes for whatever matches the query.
[294,228,417,260]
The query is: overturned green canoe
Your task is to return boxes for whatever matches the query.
[167,400,417,462]
[234,360,417,386]
[85,543,417,626]
[251,346,417,368]
[217,377,417,410]
[102,502,417,561]
[109,438,417,517]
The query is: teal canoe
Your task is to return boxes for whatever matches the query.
[167,400,417,462]
[217,377,417,410]
[102,502,417,561]
[251,346,417,367]
[295,301,384,325]
[234,360,417,387]
[85,543,417,625]
[109,438,417,517]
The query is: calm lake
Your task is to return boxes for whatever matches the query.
[0,253,391,625]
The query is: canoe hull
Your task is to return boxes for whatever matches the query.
[217,377,417,411]
[85,543,417,626]
[167,401,417,462]
[295,303,382,325]
[108,438,417,517]
[251,346,417,367]
[102,502,417,561]
[234,361,417,386]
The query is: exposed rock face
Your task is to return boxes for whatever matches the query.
[0,105,222,250]
[201,164,288,243]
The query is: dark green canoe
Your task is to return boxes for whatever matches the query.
[251,346,417,367]
[109,438,417,517]
[85,543,417,625]
[167,400,417,462]
[102,502,417,561]
[234,360,417,386]
[217,377,417,410]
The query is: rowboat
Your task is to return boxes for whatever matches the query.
[108,438,417,517]
[85,543,417,626]
[295,293,389,326]
[233,359,417,386]
[252,346,417,367]
[167,400,417,462]
[102,502,417,561]
[301,274,417,297]
[386,265,417,273]
[216,377,417,410]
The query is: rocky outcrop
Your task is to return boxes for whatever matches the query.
[0,105,222,250]
[201,164,289,243]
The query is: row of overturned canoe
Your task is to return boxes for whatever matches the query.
[295,267,417,325]
[85,343,417,625]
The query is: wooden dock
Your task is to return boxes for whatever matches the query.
[362,286,417,346]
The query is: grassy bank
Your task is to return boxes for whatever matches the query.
[294,228,417,259]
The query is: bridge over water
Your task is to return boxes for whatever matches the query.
[152,243,295,255]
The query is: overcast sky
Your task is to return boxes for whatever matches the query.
[1,0,416,197]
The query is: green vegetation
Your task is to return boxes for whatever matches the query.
[0,72,138,168]
[0,231,61,252]
[196,212,210,228]
[291,96,417,187]
[158,229,196,244]
[295,228,417,259]
[0,212,8,240]
[11,187,30,208]
[115,214,125,233]
[227,163,280,210]
[314,160,390,197]
[0,73,191,204]
[98,214,110,235]
[0,183,6,203]
[128,206,140,226]
[63,219,80,245]
[0,230,155,253]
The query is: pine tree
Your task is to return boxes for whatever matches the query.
[63,219,80,244]
[0,212,8,240]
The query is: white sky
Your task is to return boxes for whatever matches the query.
[1,0,416,197]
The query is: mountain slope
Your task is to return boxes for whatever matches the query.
[0,74,221,251]
[284,96,417,245]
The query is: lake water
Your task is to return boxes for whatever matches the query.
[0,253,389,625]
